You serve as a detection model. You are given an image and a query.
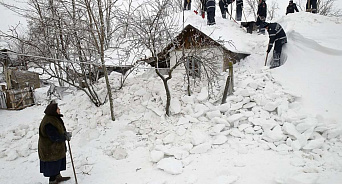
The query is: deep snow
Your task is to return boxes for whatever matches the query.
[1,3,342,184]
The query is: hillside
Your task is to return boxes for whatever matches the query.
[1,9,342,184]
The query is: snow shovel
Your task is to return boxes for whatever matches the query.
[264,52,269,66]
[68,141,78,184]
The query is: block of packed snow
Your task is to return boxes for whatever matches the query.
[325,128,342,139]
[262,125,285,142]
[170,98,181,114]
[286,137,293,147]
[185,115,199,123]
[238,124,251,132]
[206,110,222,119]
[163,133,176,144]
[259,110,271,119]
[244,127,255,134]
[302,127,315,143]
[176,126,187,136]
[260,119,278,130]
[282,109,307,122]
[191,131,208,146]
[303,138,325,150]
[210,124,226,134]
[190,143,212,154]
[251,94,268,106]
[194,104,210,112]
[182,157,193,167]
[264,101,279,112]
[230,102,243,111]
[253,125,262,131]
[242,97,251,105]
[227,114,245,123]
[296,122,315,134]
[248,82,259,89]
[181,143,194,152]
[177,117,190,125]
[164,147,190,160]
[291,140,302,151]
[196,87,209,102]
[181,95,195,104]
[192,104,209,118]
[215,175,239,184]
[157,158,183,175]
[230,128,244,138]
[183,104,194,115]
[267,142,277,151]
[243,102,256,109]
[277,100,289,116]
[239,89,251,97]
[228,95,243,103]
[314,125,328,132]
[218,103,230,112]
[150,150,164,163]
[211,117,230,126]
[243,111,255,117]
[212,135,228,145]
[283,122,301,138]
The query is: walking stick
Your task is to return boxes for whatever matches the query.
[264,52,269,66]
[68,141,78,184]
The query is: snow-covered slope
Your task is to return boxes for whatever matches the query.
[273,12,342,121]
[1,9,342,184]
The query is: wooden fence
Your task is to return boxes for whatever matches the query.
[5,87,35,110]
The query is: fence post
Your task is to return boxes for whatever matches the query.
[228,62,234,95]
[221,62,234,104]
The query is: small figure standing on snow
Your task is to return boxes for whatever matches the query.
[236,0,243,21]
[286,0,299,15]
[206,0,216,25]
[262,22,287,68]
[306,0,317,13]
[184,0,191,10]
[256,0,267,34]
[38,102,72,184]
[219,0,234,19]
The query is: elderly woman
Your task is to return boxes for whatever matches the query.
[38,102,72,184]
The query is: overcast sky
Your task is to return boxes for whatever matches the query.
[0,0,28,33]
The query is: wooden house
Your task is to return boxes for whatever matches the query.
[141,24,250,75]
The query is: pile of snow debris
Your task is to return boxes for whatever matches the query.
[1,56,341,183]
[96,61,342,175]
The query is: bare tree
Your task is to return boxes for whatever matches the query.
[0,0,119,121]
[245,0,258,20]
[267,1,279,21]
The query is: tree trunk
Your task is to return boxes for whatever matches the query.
[98,0,115,121]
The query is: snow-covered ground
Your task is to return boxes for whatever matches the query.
[1,5,342,184]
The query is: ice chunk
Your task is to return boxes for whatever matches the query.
[157,158,183,175]
[190,143,212,154]
[150,150,164,163]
